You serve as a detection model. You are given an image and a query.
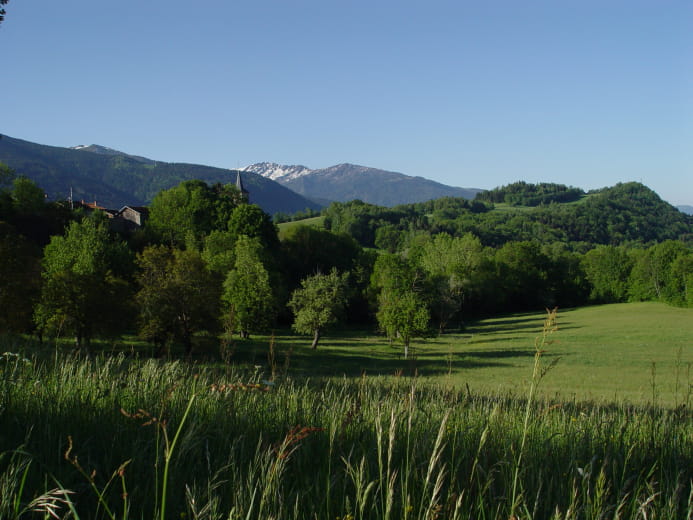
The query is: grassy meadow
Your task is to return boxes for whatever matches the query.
[0,302,691,519]
[213,302,692,407]
[277,216,326,238]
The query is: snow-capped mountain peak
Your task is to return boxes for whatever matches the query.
[241,162,313,182]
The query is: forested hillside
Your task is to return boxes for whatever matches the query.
[0,135,321,215]
[324,182,692,248]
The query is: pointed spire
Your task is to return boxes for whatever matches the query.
[235,170,249,201]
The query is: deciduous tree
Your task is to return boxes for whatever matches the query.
[34,215,134,349]
[582,245,633,303]
[136,246,220,355]
[222,236,276,338]
[371,254,429,358]
[418,233,483,332]
[288,269,348,349]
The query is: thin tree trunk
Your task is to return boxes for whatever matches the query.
[311,329,321,349]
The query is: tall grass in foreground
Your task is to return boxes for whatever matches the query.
[0,337,691,519]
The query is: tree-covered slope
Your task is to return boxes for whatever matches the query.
[533,182,693,244]
[0,135,321,215]
[324,183,693,248]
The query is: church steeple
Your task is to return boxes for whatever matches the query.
[235,170,249,202]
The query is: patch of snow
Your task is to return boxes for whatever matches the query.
[241,162,314,182]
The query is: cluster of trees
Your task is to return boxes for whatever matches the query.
[475,181,584,206]
[1,164,692,357]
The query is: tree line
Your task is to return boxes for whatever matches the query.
[1,163,692,357]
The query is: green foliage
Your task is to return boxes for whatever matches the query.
[222,236,276,338]
[371,254,430,357]
[582,245,633,303]
[288,269,349,349]
[147,180,235,247]
[628,240,692,304]
[323,200,384,247]
[373,223,402,253]
[475,180,584,206]
[35,216,134,347]
[670,253,693,306]
[227,203,279,251]
[135,246,220,354]
[324,182,692,250]
[201,230,236,275]
[280,225,362,289]
[491,241,556,311]
[418,233,483,331]
[11,176,45,215]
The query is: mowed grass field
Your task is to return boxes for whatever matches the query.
[229,302,692,406]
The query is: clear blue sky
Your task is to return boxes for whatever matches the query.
[3,1,692,205]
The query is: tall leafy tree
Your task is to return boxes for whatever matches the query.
[371,254,429,359]
[418,233,483,332]
[147,180,242,248]
[582,245,633,303]
[136,246,220,355]
[288,269,349,349]
[492,241,552,311]
[34,215,134,349]
[222,236,276,338]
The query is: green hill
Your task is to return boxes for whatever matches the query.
[322,183,693,248]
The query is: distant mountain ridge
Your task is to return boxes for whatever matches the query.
[242,162,482,207]
[71,144,156,164]
[678,205,693,215]
[0,135,321,215]
[240,162,313,182]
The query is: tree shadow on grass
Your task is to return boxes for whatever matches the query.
[219,334,549,378]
